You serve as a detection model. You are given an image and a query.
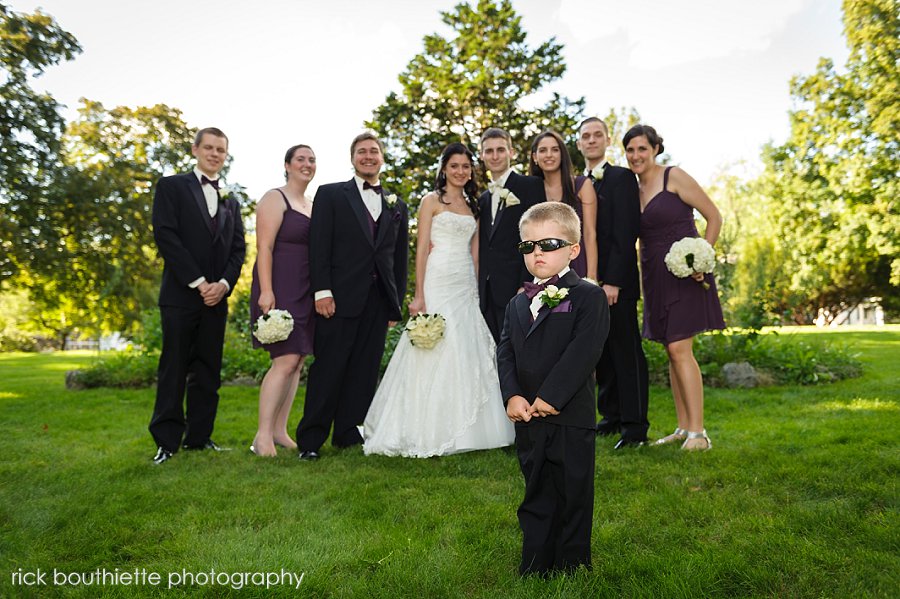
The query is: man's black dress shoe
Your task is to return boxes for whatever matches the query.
[152,447,174,464]
[595,423,620,437]
[613,438,646,450]
[182,440,230,451]
[299,450,320,461]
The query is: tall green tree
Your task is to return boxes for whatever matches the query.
[15,100,252,339]
[366,0,585,206]
[0,2,80,280]
[754,0,899,323]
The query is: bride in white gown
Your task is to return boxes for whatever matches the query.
[364,143,514,457]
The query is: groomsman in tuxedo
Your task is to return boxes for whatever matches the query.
[296,132,409,460]
[577,117,649,448]
[149,127,246,464]
[478,128,546,343]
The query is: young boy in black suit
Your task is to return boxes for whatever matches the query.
[497,202,610,575]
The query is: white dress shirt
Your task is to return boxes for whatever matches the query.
[194,167,219,217]
[488,168,513,222]
[355,175,383,221]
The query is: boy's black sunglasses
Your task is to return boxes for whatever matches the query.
[516,238,573,255]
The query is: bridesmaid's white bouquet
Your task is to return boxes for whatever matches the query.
[664,237,716,290]
[253,309,294,344]
[406,313,446,349]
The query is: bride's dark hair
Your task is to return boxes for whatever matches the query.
[434,142,480,218]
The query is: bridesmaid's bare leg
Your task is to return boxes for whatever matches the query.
[255,353,302,456]
[666,337,708,449]
[274,356,303,449]
[669,360,689,432]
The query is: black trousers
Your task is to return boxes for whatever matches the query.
[515,422,595,575]
[481,279,510,345]
[596,299,649,440]
[149,302,228,452]
[297,283,389,451]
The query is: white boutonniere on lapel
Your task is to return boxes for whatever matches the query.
[498,188,520,207]
[385,193,398,207]
[217,183,241,200]
[538,285,568,309]
[590,164,605,181]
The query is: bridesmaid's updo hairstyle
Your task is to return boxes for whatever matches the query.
[623,124,664,155]
[283,144,313,181]
[435,142,480,218]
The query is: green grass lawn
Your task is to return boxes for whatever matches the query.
[1,327,898,598]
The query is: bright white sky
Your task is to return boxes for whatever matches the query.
[10,0,848,199]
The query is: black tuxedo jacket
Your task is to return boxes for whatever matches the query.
[592,164,641,300]
[477,171,545,310]
[309,179,409,321]
[497,271,610,429]
[152,172,246,308]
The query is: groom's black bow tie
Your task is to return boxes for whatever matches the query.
[523,275,560,300]
[363,181,383,194]
[201,175,220,190]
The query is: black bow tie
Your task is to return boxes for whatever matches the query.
[523,275,560,300]
[363,181,383,194]
[201,175,220,190]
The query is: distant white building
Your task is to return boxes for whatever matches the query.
[815,298,884,327]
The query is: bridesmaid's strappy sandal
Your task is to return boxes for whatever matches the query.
[654,427,687,445]
[681,429,712,451]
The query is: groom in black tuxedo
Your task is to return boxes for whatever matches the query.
[577,117,649,448]
[478,127,546,342]
[296,132,408,460]
[149,127,246,464]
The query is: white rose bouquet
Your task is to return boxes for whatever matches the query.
[664,237,716,290]
[252,309,294,344]
[406,313,446,349]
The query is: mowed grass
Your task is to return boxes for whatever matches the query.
[1,327,898,598]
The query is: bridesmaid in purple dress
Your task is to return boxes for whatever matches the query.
[249,145,316,456]
[529,130,598,280]
[624,125,725,451]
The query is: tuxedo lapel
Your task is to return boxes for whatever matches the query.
[490,202,505,239]
[489,173,513,240]
[188,176,214,235]
[374,197,394,247]
[527,305,550,339]
[514,294,532,336]
[596,163,611,194]
[213,199,227,241]
[345,180,374,246]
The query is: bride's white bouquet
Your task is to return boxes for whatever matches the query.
[664,237,716,290]
[406,313,446,349]
[252,309,294,344]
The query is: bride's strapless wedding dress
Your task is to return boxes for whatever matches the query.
[363,211,514,457]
